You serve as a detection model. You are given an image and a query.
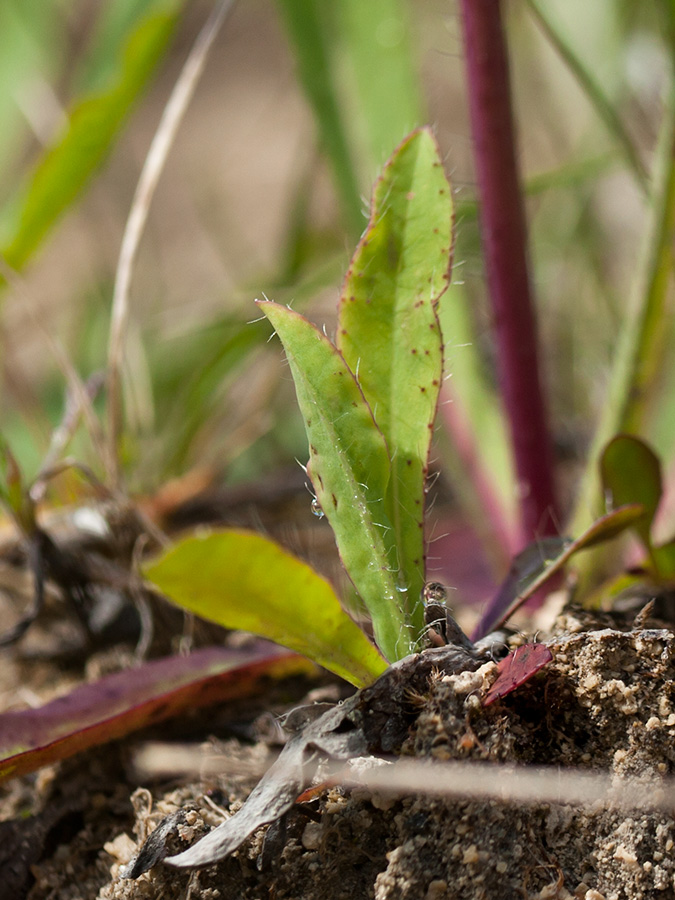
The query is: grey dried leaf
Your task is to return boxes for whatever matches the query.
[165,693,369,869]
[120,807,203,879]
[124,644,482,874]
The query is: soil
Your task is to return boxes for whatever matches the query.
[4,586,675,900]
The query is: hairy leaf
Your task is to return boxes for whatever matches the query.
[258,302,410,662]
[336,128,452,634]
[144,528,388,684]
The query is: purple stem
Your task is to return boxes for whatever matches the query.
[439,383,520,563]
[459,0,558,544]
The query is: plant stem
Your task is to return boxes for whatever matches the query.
[570,84,675,539]
[459,0,558,544]
[107,0,233,489]
[524,0,649,194]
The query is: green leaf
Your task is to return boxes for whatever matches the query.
[438,281,518,563]
[584,570,644,610]
[0,1,180,271]
[336,127,452,634]
[600,435,662,554]
[258,300,410,662]
[0,2,64,185]
[0,438,34,534]
[651,539,675,580]
[151,315,269,478]
[74,0,174,94]
[143,529,389,686]
[275,0,362,235]
[334,0,423,171]
[570,86,675,538]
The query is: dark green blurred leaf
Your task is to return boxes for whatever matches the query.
[649,539,675,580]
[0,2,64,183]
[0,0,180,271]
[600,434,662,553]
[0,438,34,534]
[275,0,362,235]
[334,0,422,170]
[491,504,646,630]
[150,316,269,478]
[74,0,175,93]
[571,90,675,538]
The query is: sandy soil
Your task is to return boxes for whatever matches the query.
[4,594,675,900]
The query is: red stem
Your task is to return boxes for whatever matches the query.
[459,0,558,544]
[439,383,520,563]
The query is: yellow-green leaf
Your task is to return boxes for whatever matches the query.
[143,529,388,687]
[0,2,179,270]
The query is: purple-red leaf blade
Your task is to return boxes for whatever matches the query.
[482,642,552,706]
[0,643,310,784]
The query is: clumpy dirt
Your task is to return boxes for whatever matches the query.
[5,604,675,900]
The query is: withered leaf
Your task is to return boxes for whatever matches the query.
[131,644,481,871]
[120,806,204,879]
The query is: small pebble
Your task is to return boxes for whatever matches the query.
[301,822,322,851]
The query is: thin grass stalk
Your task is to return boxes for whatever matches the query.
[458,0,558,545]
[0,256,108,482]
[571,84,675,539]
[524,0,649,194]
[106,0,234,488]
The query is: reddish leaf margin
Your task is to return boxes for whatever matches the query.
[0,643,312,784]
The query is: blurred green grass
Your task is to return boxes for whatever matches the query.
[0,0,672,563]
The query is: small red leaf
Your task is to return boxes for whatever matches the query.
[482,642,552,706]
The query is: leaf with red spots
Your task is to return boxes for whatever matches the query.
[482,642,552,706]
[337,127,454,624]
[255,303,406,662]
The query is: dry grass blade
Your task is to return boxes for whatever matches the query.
[133,744,675,815]
[132,741,275,781]
[106,0,236,487]
[326,756,675,814]
[0,255,108,485]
